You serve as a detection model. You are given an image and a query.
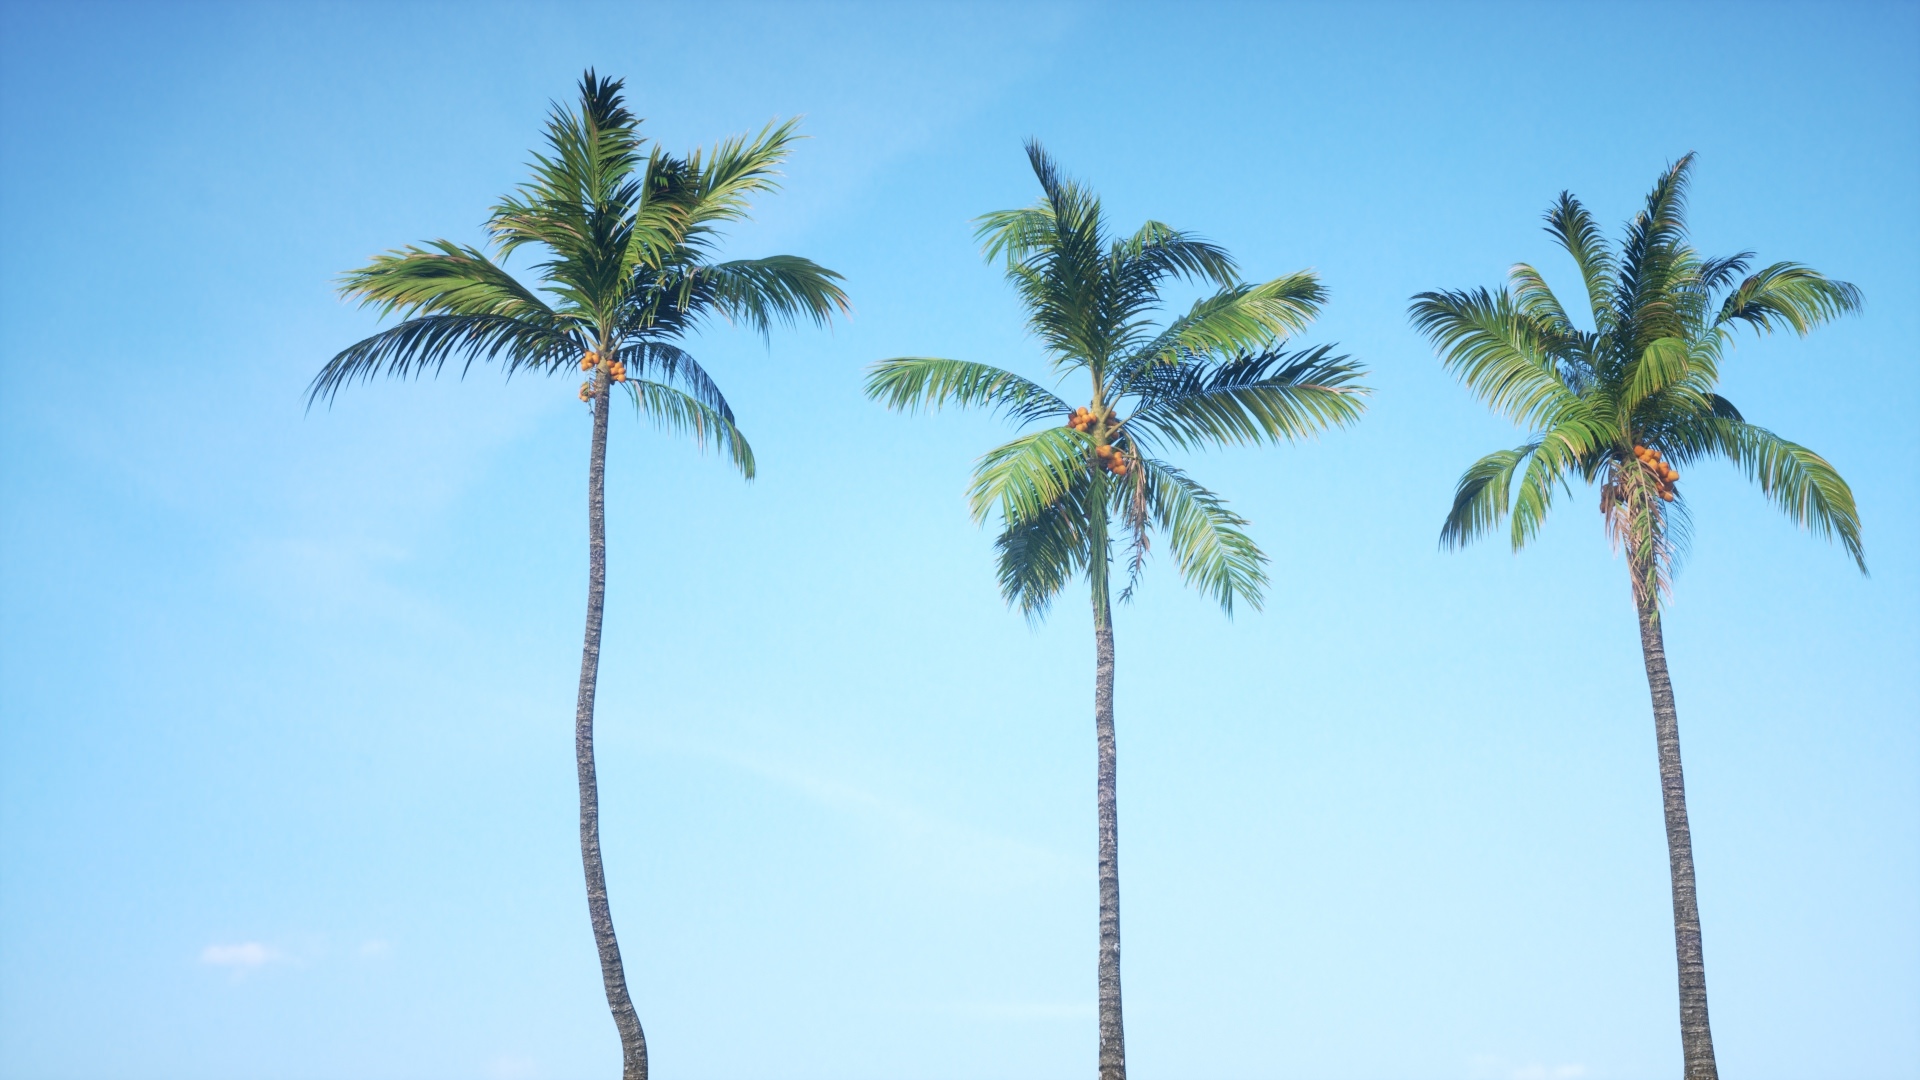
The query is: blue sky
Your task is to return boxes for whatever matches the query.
[1,2,1914,1079]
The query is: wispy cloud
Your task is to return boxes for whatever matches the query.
[662,738,1074,892]
[199,941,280,977]
[1468,1056,1588,1080]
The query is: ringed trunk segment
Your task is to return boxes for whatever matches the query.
[1630,564,1718,1080]
[1090,521,1127,1080]
[575,375,649,1080]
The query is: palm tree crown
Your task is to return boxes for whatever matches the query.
[870,142,1369,614]
[312,71,847,462]
[1412,153,1864,599]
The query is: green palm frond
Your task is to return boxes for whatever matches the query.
[1409,287,1585,429]
[1110,219,1238,288]
[994,471,1096,617]
[968,426,1091,527]
[1129,273,1327,373]
[1623,337,1698,415]
[1681,418,1864,570]
[1715,263,1863,336]
[310,313,576,406]
[1543,192,1617,330]
[866,357,1069,424]
[1136,458,1267,614]
[340,242,564,322]
[621,378,755,479]
[1507,428,1586,550]
[1126,346,1369,451]
[616,341,735,420]
[1440,441,1537,549]
[687,256,850,336]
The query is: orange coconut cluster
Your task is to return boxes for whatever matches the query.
[1634,443,1680,501]
[576,351,628,401]
[1065,407,1129,476]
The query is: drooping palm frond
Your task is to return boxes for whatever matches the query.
[1134,458,1267,614]
[1680,418,1864,570]
[866,357,1069,424]
[994,470,1096,617]
[1440,441,1539,549]
[968,426,1091,527]
[615,341,735,420]
[622,378,755,479]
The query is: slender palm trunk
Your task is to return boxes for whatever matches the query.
[1090,524,1126,1080]
[1629,562,1718,1080]
[576,379,649,1080]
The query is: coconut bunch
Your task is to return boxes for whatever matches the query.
[1065,406,1097,432]
[576,351,628,401]
[1092,443,1130,477]
[1633,444,1680,501]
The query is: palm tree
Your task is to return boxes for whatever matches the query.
[1411,154,1863,1080]
[310,72,847,1080]
[868,143,1368,1080]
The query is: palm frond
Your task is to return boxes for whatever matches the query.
[1715,262,1863,336]
[993,470,1096,618]
[1409,287,1585,429]
[866,357,1069,424]
[688,255,850,336]
[1136,458,1267,614]
[311,313,574,406]
[1130,273,1327,371]
[1542,192,1616,330]
[1111,219,1238,289]
[622,378,755,479]
[616,340,734,420]
[1440,441,1537,549]
[1126,345,1369,451]
[1678,418,1865,571]
[968,426,1090,527]
[340,242,562,322]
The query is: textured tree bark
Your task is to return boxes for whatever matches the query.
[1090,544,1126,1080]
[1631,566,1718,1080]
[576,378,649,1080]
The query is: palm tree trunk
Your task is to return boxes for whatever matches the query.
[576,379,649,1080]
[1630,569,1718,1080]
[1090,536,1126,1080]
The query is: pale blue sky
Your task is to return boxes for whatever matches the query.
[1,3,1915,1079]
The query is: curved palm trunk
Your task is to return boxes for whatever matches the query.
[1090,532,1126,1080]
[576,381,649,1080]
[1629,565,1717,1080]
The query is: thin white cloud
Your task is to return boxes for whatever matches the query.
[357,938,391,958]
[662,738,1074,891]
[200,942,280,969]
